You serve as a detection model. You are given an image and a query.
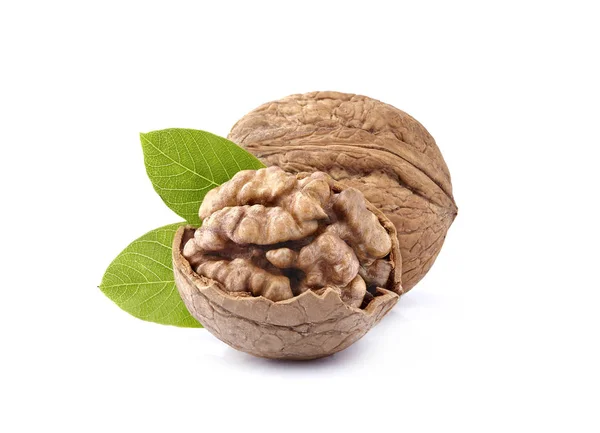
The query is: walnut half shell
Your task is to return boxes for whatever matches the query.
[172,167,401,360]
[229,91,458,291]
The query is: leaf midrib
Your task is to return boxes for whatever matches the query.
[100,281,174,288]
[141,133,219,187]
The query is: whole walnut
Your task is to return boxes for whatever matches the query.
[172,167,402,360]
[228,91,458,291]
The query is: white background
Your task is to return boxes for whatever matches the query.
[1,1,598,432]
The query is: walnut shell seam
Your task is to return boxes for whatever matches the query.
[228,91,458,291]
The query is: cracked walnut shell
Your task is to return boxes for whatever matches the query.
[229,91,458,291]
[172,167,401,360]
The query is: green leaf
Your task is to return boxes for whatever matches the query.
[99,223,202,328]
[140,128,265,225]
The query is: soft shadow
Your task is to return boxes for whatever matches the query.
[222,340,369,372]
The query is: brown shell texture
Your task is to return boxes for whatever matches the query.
[174,235,398,360]
[172,169,402,360]
[228,91,458,291]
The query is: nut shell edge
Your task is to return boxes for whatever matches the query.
[172,179,402,360]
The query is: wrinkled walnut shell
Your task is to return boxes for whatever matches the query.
[173,181,402,360]
[229,91,458,291]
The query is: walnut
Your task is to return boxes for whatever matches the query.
[267,232,360,289]
[173,166,402,359]
[196,259,293,302]
[228,91,458,291]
